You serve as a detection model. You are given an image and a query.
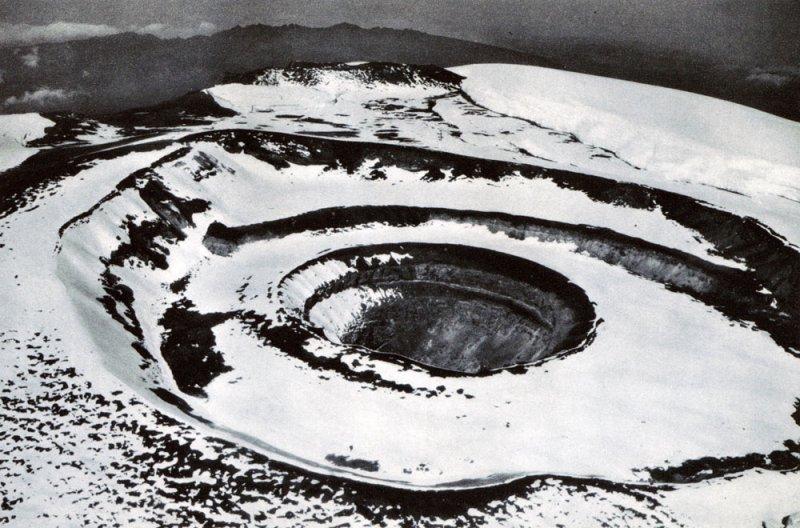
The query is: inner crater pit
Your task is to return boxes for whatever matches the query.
[297,243,596,374]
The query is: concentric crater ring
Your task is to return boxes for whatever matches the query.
[53,129,800,491]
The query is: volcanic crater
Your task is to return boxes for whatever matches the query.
[294,243,596,374]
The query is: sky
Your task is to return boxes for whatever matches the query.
[0,0,798,67]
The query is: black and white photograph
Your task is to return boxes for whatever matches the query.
[1,1,799,526]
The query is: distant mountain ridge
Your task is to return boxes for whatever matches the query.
[0,24,548,115]
[1,22,796,121]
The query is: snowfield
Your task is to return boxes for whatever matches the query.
[0,113,54,172]
[1,62,798,527]
[454,64,800,248]
[454,64,800,189]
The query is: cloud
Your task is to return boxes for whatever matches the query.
[0,21,218,47]
[19,47,39,68]
[746,72,790,87]
[133,21,217,39]
[746,67,800,88]
[0,22,120,46]
[3,87,77,108]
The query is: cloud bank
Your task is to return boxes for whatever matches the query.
[0,22,120,46]
[3,87,77,108]
[0,21,217,47]
[134,21,216,39]
[19,47,39,67]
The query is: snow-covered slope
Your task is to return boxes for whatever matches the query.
[204,62,639,177]
[458,64,800,165]
[1,62,799,527]
[454,63,800,204]
[0,113,54,172]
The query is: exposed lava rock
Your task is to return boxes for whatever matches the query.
[157,299,235,397]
